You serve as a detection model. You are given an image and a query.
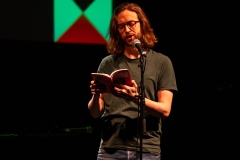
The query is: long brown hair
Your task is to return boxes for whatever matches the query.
[106,2,158,55]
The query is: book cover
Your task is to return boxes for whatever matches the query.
[91,69,133,93]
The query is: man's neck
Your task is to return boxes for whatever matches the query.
[124,46,140,59]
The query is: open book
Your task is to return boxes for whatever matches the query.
[91,69,133,93]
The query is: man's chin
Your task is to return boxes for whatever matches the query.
[125,42,134,47]
[124,39,134,46]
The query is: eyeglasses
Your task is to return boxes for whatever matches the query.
[117,20,140,30]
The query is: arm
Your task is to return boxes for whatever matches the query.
[88,80,105,118]
[143,56,177,119]
[144,90,173,119]
[88,93,105,118]
[113,81,174,119]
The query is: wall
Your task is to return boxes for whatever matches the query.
[0,1,239,159]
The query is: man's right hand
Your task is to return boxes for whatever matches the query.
[90,80,107,94]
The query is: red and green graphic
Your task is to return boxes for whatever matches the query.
[54,0,112,44]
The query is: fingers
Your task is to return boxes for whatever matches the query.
[90,81,107,94]
[131,80,138,88]
[90,79,138,99]
[127,88,131,94]
[114,84,138,98]
[115,87,129,94]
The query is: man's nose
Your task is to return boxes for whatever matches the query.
[124,25,130,32]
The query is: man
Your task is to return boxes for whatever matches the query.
[88,2,177,160]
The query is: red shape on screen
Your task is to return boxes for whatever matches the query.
[57,15,107,44]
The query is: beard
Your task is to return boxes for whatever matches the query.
[123,33,142,47]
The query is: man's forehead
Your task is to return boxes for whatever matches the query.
[117,10,138,23]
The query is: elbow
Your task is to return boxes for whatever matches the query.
[91,113,101,119]
[152,110,170,119]
[161,111,171,119]
[161,103,172,119]
[88,107,103,119]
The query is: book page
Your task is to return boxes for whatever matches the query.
[91,73,112,93]
[110,69,133,86]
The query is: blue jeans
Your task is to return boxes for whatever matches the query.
[97,148,161,160]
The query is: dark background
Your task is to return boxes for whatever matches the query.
[0,0,239,159]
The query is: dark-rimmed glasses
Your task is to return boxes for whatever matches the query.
[117,20,140,30]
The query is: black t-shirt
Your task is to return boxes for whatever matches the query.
[97,49,177,153]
